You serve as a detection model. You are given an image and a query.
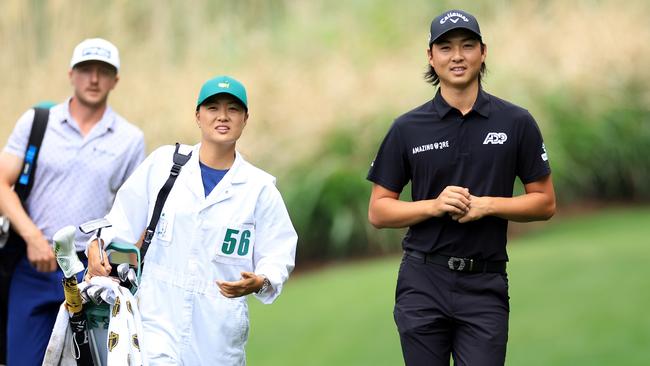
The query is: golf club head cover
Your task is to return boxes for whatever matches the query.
[53,225,85,278]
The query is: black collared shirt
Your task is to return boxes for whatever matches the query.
[367,89,551,261]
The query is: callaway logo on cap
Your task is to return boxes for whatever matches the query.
[439,11,470,24]
[428,9,482,47]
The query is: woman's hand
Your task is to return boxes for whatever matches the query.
[216,272,265,298]
[86,239,112,279]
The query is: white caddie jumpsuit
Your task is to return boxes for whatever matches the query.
[96,144,297,365]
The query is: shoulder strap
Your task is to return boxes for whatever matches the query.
[15,107,50,203]
[140,143,192,262]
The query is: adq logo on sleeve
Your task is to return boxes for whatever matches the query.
[541,143,549,161]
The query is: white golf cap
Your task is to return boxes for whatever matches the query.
[69,38,120,71]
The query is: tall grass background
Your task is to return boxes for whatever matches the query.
[2,0,649,260]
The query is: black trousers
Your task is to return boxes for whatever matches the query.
[394,253,510,366]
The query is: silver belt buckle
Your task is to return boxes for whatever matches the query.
[447,257,466,271]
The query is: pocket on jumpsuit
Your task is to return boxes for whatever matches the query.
[210,224,254,351]
[154,211,175,247]
[211,288,250,357]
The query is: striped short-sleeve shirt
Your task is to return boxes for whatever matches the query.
[3,98,145,250]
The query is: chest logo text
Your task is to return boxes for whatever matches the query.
[483,132,508,145]
[412,141,450,154]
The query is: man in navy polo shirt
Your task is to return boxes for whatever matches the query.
[367,9,556,366]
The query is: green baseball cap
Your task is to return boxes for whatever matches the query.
[196,75,248,110]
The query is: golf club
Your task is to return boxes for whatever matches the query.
[86,286,105,306]
[117,263,130,283]
[126,268,138,290]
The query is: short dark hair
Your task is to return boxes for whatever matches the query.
[195,93,247,112]
[424,42,487,86]
[72,60,118,75]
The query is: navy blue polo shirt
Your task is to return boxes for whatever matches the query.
[199,161,228,197]
[367,88,551,261]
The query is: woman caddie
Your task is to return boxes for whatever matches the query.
[87,76,297,364]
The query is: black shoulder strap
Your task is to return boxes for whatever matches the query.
[15,107,50,203]
[140,143,192,262]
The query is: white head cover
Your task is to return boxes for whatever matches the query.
[70,38,120,71]
[52,225,85,278]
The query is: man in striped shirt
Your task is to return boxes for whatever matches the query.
[0,38,145,365]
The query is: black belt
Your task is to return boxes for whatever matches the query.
[404,249,506,274]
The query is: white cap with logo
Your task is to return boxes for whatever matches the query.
[69,38,120,71]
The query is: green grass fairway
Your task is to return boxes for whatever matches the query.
[246,207,650,365]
